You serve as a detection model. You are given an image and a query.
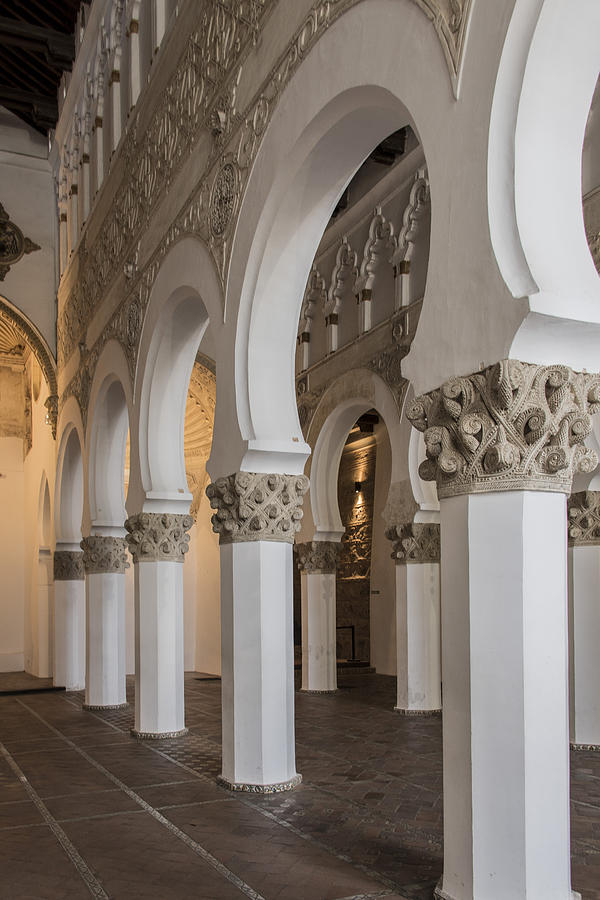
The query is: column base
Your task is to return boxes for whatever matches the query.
[394,706,441,716]
[434,879,581,900]
[83,702,128,711]
[300,688,338,695]
[130,727,188,740]
[216,773,302,794]
[571,741,600,751]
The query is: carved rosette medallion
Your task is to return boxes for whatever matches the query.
[209,162,238,238]
[0,202,41,281]
[407,360,600,499]
[80,536,130,574]
[124,513,194,563]
[386,523,440,564]
[53,550,85,581]
[296,540,340,574]
[568,491,600,546]
[206,472,310,544]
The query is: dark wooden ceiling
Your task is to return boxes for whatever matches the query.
[0,0,87,134]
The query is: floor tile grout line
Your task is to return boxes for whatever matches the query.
[58,693,412,896]
[0,741,110,900]
[16,699,266,900]
[43,797,237,827]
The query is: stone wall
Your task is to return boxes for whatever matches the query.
[336,433,377,663]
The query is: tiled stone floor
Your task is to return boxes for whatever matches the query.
[0,672,598,899]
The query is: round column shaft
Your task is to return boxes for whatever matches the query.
[81,536,129,709]
[125,512,192,739]
[297,540,340,694]
[206,471,309,792]
[53,548,85,691]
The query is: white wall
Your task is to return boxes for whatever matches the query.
[0,107,58,355]
[369,424,396,675]
[0,437,25,670]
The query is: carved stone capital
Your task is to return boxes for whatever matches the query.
[407,360,600,499]
[568,491,600,546]
[386,523,440,564]
[80,536,129,574]
[296,541,340,574]
[206,472,309,544]
[53,550,84,581]
[124,513,193,562]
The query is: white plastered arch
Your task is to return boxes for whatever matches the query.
[219,0,451,477]
[130,237,222,514]
[305,369,406,540]
[489,0,600,370]
[55,402,85,548]
[86,340,133,535]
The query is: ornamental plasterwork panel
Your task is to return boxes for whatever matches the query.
[408,359,600,498]
[568,491,600,547]
[125,512,194,562]
[386,521,440,564]
[296,540,340,573]
[59,0,473,405]
[0,203,40,282]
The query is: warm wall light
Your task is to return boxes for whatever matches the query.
[354,481,363,493]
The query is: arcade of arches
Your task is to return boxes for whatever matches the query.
[1,1,600,898]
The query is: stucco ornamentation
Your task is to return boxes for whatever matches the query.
[296,540,340,573]
[206,472,310,544]
[568,491,600,547]
[407,360,600,498]
[386,522,440,564]
[53,550,85,581]
[0,202,40,281]
[58,0,472,407]
[124,513,194,562]
[80,536,130,574]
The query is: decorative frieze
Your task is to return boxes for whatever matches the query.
[407,360,600,498]
[386,522,440,564]
[124,512,193,562]
[206,472,309,544]
[53,550,85,581]
[296,540,340,574]
[568,491,600,547]
[80,536,129,574]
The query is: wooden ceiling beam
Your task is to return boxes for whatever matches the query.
[0,16,74,69]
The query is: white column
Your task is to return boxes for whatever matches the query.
[394,260,410,309]
[33,548,53,678]
[568,490,600,749]
[438,490,574,900]
[53,549,86,691]
[406,359,597,900]
[81,537,128,709]
[391,521,441,714]
[357,290,372,334]
[297,541,340,693]
[125,513,192,738]
[206,471,309,792]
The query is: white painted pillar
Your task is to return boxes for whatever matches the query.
[81,537,129,709]
[357,290,372,334]
[53,548,85,690]
[206,471,309,792]
[438,491,574,900]
[394,260,410,309]
[33,548,54,678]
[125,512,192,738]
[390,521,441,714]
[297,541,340,693]
[325,314,338,354]
[568,490,600,750]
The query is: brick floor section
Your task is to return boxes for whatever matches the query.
[0,672,598,899]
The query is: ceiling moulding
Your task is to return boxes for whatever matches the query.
[411,0,473,98]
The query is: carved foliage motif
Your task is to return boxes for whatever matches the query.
[408,360,600,498]
[296,540,340,573]
[206,471,309,543]
[386,522,440,564]
[54,550,85,581]
[568,491,600,546]
[125,513,193,562]
[59,0,472,404]
[0,202,40,281]
[80,536,130,574]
